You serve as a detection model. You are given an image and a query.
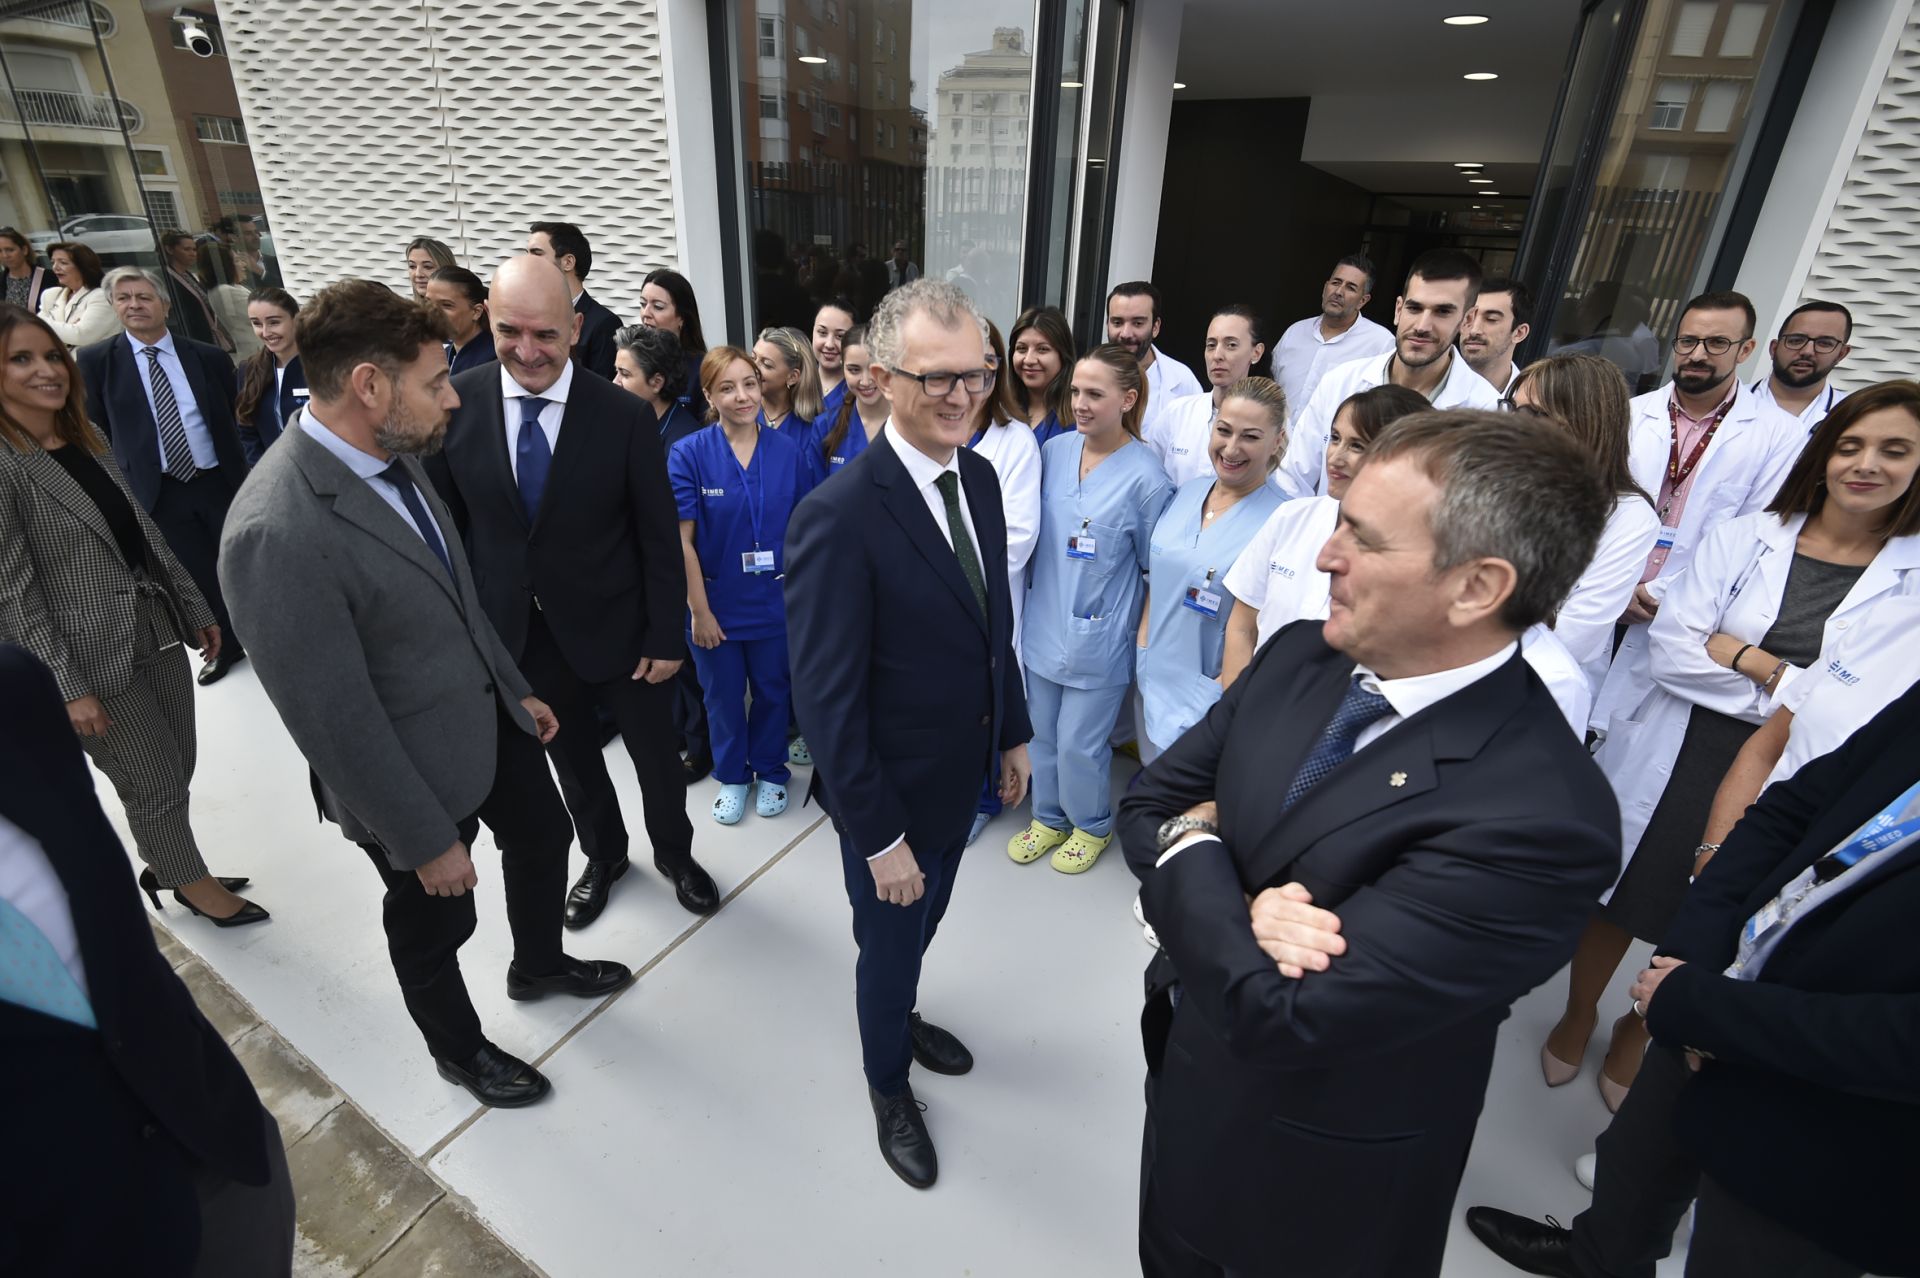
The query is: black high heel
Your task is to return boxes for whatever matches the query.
[136,869,270,926]
[138,868,251,909]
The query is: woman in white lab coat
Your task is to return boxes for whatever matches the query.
[1541,381,1920,1108]
[1508,354,1661,692]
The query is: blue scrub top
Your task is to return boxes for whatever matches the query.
[760,407,822,484]
[659,399,702,453]
[1025,433,1174,690]
[1137,475,1282,748]
[447,329,496,376]
[1030,411,1069,448]
[818,378,848,427]
[810,403,879,477]
[668,424,816,641]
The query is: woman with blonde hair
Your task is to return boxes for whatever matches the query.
[753,326,824,453]
[404,236,455,297]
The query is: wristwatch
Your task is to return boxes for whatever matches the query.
[1156,815,1220,855]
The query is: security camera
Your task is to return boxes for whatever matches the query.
[174,10,216,58]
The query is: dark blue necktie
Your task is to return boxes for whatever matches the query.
[1283,676,1395,810]
[380,461,454,580]
[515,397,551,524]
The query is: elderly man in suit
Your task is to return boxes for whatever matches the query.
[77,267,249,685]
[0,645,292,1276]
[220,280,631,1108]
[1120,411,1621,1278]
[785,279,1032,1189]
[426,253,712,930]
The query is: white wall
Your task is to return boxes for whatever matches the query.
[659,0,734,340]
[1107,0,1183,289]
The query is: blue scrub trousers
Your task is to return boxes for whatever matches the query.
[689,634,793,786]
[1025,671,1129,837]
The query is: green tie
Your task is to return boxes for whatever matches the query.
[934,471,989,621]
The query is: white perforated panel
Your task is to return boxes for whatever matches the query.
[217,0,679,315]
[1802,8,1920,388]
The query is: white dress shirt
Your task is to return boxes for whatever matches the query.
[1272,314,1395,414]
[501,360,574,479]
[1274,350,1500,498]
[300,411,440,550]
[0,811,89,999]
[125,331,218,470]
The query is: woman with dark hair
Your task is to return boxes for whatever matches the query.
[0,227,49,313]
[0,304,263,924]
[38,243,117,347]
[234,287,304,463]
[1008,305,1075,447]
[425,265,494,373]
[642,267,709,416]
[1553,381,1920,1109]
[404,236,455,298]
[810,324,891,478]
[197,242,258,359]
[809,298,857,425]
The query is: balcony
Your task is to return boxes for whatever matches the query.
[0,1,116,39]
[0,87,143,133]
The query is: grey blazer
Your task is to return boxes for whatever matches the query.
[218,419,537,870]
[0,439,213,702]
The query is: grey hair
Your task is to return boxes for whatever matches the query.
[102,265,167,299]
[866,278,985,371]
[1364,409,1610,631]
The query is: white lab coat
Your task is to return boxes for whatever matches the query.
[1594,511,1920,880]
[970,417,1042,661]
[1766,594,1920,787]
[1591,383,1806,732]
[1560,493,1663,693]
[1272,350,1499,499]
[1142,391,1218,490]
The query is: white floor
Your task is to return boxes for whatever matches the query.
[107,665,1690,1277]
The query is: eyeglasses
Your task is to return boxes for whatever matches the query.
[1779,333,1844,354]
[888,366,995,397]
[1672,334,1746,356]
[1500,397,1550,419]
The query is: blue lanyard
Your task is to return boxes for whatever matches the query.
[725,429,765,550]
[968,424,988,449]
[1816,777,1920,881]
[659,401,685,440]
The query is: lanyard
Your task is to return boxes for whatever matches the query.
[725,428,765,550]
[659,401,683,440]
[968,424,988,449]
[1817,777,1920,881]
[1661,390,1736,519]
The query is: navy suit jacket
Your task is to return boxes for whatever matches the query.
[1118,622,1618,1275]
[572,291,621,381]
[76,333,247,512]
[236,354,306,464]
[784,433,1030,857]
[1647,676,1920,1278]
[0,646,268,1274]
[448,329,496,377]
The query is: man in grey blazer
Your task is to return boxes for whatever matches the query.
[219,280,632,1108]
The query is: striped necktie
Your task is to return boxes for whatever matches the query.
[143,346,199,481]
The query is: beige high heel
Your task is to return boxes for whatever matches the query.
[1540,1043,1581,1087]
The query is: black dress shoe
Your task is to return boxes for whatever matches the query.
[435,1043,552,1108]
[682,747,713,785]
[505,955,635,1002]
[1463,1207,1581,1277]
[565,857,629,930]
[196,648,245,686]
[655,855,719,916]
[909,1013,974,1075]
[869,1085,937,1189]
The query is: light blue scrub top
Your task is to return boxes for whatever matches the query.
[668,424,816,641]
[1137,475,1282,748]
[1025,432,1174,690]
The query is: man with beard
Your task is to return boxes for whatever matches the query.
[1459,277,1533,401]
[1107,280,1205,445]
[220,280,631,1108]
[1270,254,1396,412]
[1750,300,1853,432]
[1274,249,1501,498]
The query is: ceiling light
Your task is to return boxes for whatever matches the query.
[1463,71,1499,81]
[1173,82,1187,90]
[1468,177,1493,183]
[1061,80,1083,88]
[1483,190,1502,195]
[1454,162,1483,168]
[1471,204,1482,209]
[798,55,827,64]
[1444,14,1490,25]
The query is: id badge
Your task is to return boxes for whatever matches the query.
[1181,586,1223,618]
[1655,525,1679,552]
[1067,534,1098,561]
[741,549,775,573]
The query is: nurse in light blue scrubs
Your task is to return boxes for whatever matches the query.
[1135,377,1288,762]
[670,347,818,825]
[810,325,890,478]
[1011,344,1174,875]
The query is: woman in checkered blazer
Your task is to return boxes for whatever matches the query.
[0,304,266,926]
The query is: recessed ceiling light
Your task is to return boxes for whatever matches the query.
[1061,80,1084,89]
[798,55,827,64]
[1454,162,1483,168]
[1444,14,1490,25]
[1463,71,1499,81]
[1173,82,1187,90]
[1468,177,1493,183]
[1483,190,1502,195]
[1471,204,1482,209]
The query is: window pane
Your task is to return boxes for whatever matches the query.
[1696,81,1741,132]
[1720,2,1769,58]
[1669,1,1715,57]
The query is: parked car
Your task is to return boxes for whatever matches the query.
[26,214,160,260]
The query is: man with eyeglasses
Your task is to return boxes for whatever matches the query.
[785,278,1032,1190]
[1750,301,1853,433]
[1591,289,1803,738]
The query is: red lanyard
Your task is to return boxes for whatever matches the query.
[1662,390,1736,516]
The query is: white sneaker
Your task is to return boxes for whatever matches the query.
[1574,1151,1597,1190]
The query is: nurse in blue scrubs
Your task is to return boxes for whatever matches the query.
[1011,344,1173,875]
[1008,304,1076,448]
[754,326,824,448]
[810,325,890,478]
[1134,377,1287,762]
[669,347,818,823]
[810,299,856,428]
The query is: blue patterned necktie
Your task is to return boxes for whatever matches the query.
[1283,676,1395,811]
[379,461,454,580]
[516,396,551,523]
[0,897,95,1029]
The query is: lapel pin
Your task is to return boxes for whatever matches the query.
[1389,771,1408,788]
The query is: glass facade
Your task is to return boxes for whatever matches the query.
[0,0,277,357]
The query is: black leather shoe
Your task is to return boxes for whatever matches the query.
[505,956,635,1002]
[196,648,245,686]
[435,1042,551,1108]
[564,857,629,930]
[655,855,719,916]
[869,1085,937,1189]
[909,1012,974,1075]
[1464,1207,1581,1277]
[682,747,713,785]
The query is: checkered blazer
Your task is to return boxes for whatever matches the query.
[0,436,213,702]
